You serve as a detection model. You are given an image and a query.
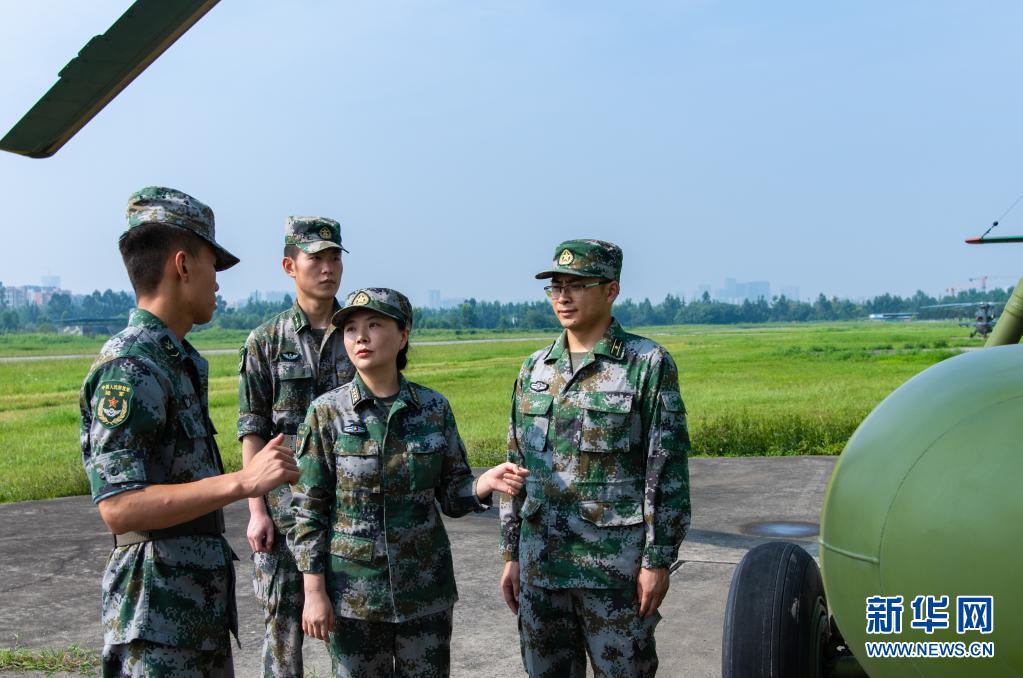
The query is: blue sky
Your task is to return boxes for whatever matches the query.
[2,1,1023,306]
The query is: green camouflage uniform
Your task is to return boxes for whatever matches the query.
[80,187,241,678]
[237,216,354,678]
[289,287,489,677]
[500,240,692,678]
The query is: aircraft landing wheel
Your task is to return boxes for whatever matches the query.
[722,541,829,678]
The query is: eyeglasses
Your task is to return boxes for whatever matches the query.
[543,281,610,299]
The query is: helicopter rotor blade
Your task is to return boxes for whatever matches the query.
[0,0,219,158]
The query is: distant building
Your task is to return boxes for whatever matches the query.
[2,284,66,308]
[781,285,800,301]
[712,278,771,303]
[441,297,465,309]
[429,289,442,309]
[41,275,61,289]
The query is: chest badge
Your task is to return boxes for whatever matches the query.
[280,351,301,361]
[530,381,550,392]
[342,422,367,435]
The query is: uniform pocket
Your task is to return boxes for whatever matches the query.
[333,433,379,491]
[518,392,553,452]
[148,538,231,650]
[519,496,544,522]
[330,533,375,563]
[408,440,444,491]
[578,391,634,453]
[273,363,313,413]
[578,500,644,527]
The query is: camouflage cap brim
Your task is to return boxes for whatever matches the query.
[210,240,240,271]
[297,240,349,255]
[332,302,406,328]
[534,267,591,280]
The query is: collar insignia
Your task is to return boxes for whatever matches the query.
[530,381,550,392]
[349,384,362,406]
[342,422,367,435]
[160,336,180,358]
[610,338,624,359]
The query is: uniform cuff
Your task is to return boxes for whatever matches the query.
[470,478,493,512]
[642,545,677,569]
[237,414,273,441]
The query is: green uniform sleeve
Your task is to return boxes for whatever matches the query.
[640,351,692,569]
[499,362,529,562]
[436,403,488,518]
[288,407,335,573]
[81,357,166,504]
[237,332,274,441]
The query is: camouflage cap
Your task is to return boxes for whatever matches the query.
[285,216,349,254]
[535,239,623,281]
[333,287,413,330]
[123,186,240,271]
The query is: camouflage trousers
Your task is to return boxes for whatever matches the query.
[102,638,233,677]
[327,607,453,677]
[252,537,305,678]
[518,583,660,678]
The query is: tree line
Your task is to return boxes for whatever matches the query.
[0,281,1013,334]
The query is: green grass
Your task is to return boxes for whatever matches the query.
[0,327,555,357]
[0,643,100,675]
[0,321,978,503]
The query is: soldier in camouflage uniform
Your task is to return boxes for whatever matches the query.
[80,187,299,677]
[499,239,691,677]
[237,216,355,677]
[290,288,528,677]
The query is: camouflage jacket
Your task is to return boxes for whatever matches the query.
[237,301,354,530]
[289,373,488,623]
[499,319,691,589]
[79,308,236,649]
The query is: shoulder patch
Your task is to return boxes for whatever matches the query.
[96,381,134,429]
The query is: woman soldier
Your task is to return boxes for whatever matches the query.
[289,287,528,676]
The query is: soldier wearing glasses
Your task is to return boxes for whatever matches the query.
[499,239,692,677]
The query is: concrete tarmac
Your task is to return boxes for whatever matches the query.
[0,456,835,677]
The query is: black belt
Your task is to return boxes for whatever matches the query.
[113,509,226,547]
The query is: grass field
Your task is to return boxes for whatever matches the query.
[0,321,976,504]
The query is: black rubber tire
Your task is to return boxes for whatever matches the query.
[721,541,829,678]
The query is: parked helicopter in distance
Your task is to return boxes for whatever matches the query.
[920,300,1005,339]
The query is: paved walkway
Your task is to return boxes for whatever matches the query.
[0,457,835,677]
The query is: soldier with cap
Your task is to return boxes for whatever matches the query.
[237,216,356,677]
[499,239,692,677]
[80,186,299,676]
[290,287,529,677]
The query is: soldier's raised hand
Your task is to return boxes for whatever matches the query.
[476,462,529,500]
[241,433,300,496]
